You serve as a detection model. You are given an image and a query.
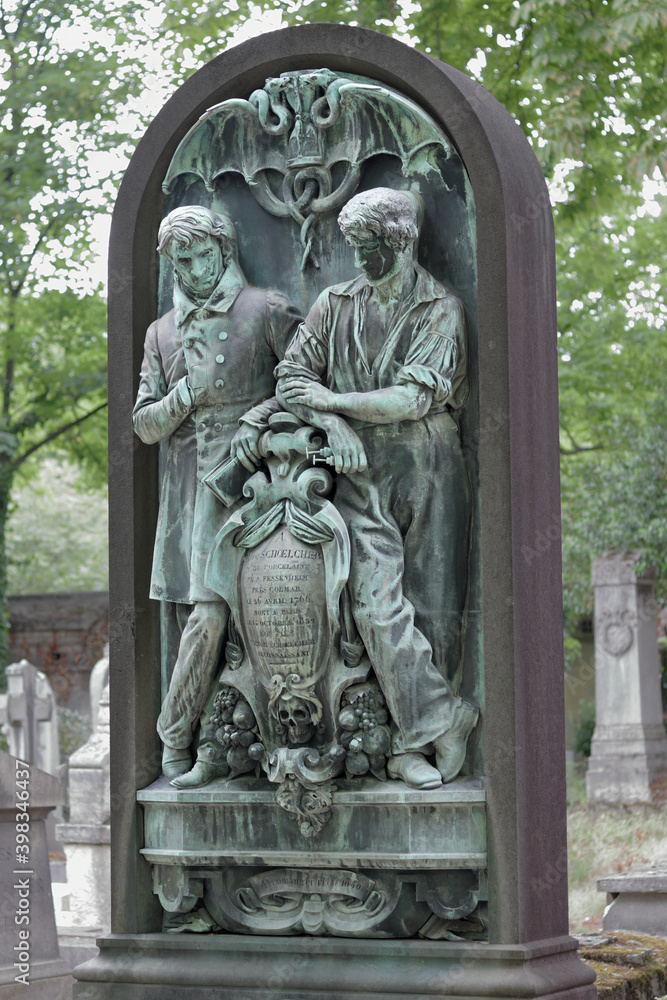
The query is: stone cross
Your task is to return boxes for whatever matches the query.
[586,550,667,803]
[0,659,60,776]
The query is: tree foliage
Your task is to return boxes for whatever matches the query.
[7,458,108,594]
[0,0,146,673]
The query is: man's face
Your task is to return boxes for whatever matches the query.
[172,235,224,297]
[345,233,398,284]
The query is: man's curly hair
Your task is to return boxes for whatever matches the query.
[157,206,238,264]
[338,188,422,251]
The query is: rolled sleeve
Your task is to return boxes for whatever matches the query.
[396,364,453,404]
[398,296,467,409]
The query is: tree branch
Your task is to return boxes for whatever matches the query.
[559,422,604,456]
[560,443,604,455]
[12,401,107,470]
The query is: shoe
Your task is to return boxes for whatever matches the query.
[434,700,479,783]
[387,752,442,790]
[162,745,191,781]
[171,760,228,789]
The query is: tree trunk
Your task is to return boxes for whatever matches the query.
[0,454,15,685]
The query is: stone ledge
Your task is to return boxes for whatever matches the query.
[598,860,667,895]
[56,824,110,844]
[72,932,595,999]
[138,776,486,870]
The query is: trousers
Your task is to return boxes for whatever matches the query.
[157,600,229,750]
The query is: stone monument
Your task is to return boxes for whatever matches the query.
[55,682,111,969]
[586,550,667,804]
[598,858,667,936]
[73,24,596,999]
[0,660,60,777]
[0,751,71,999]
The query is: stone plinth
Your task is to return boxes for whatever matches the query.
[55,684,111,968]
[586,551,667,804]
[598,860,667,936]
[0,752,72,998]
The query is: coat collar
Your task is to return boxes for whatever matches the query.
[173,260,247,328]
[336,263,447,304]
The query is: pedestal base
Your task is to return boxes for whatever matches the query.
[72,933,596,999]
[585,724,667,804]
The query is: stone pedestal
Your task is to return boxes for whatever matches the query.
[599,860,667,936]
[56,684,111,968]
[586,551,667,804]
[0,752,72,999]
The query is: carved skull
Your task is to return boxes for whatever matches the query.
[278,695,315,745]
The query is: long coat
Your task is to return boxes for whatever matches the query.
[133,265,301,603]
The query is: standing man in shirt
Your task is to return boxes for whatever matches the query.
[276,187,478,790]
[133,206,301,785]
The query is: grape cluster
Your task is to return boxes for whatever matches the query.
[215,724,234,749]
[346,686,386,733]
[211,685,240,727]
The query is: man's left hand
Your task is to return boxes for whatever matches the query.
[230,423,262,471]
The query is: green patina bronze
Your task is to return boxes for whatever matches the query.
[134,68,485,941]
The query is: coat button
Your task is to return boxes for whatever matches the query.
[213,423,222,432]
[197,422,206,431]
[184,338,194,348]
[219,332,228,340]
[215,379,224,389]
[216,354,225,364]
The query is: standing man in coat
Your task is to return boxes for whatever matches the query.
[133,206,301,785]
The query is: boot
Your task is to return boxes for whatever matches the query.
[434,700,479,782]
[387,752,442,790]
[162,744,191,781]
[171,760,228,789]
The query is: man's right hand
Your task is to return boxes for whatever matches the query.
[319,418,368,474]
[230,423,262,471]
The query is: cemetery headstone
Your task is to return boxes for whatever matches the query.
[0,751,71,999]
[0,660,60,777]
[55,683,111,969]
[88,648,109,734]
[586,550,667,804]
[598,859,667,936]
[73,24,596,1000]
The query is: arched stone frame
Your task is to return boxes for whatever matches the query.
[107,21,569,962]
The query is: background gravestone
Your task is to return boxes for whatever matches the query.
[73,24,596,1000]
[586,550,667,804]
[0,752,71,999]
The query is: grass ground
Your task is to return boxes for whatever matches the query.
[567,763,667,934]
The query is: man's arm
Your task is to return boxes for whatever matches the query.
[133,322,196,445]
[276,384,368,475]
[278,378,434,425]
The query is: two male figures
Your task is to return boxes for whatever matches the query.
[135,189,477,792]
